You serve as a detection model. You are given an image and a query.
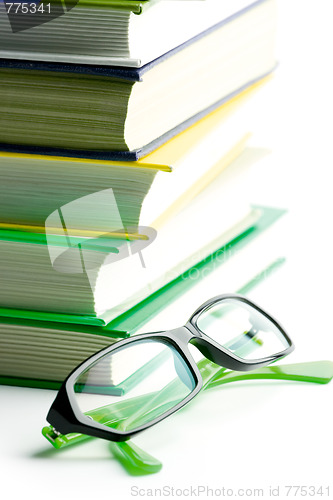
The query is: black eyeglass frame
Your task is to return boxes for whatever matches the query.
[46,294,294,442]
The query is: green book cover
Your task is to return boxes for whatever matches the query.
[74,0,152,13]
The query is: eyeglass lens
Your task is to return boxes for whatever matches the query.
[73,339,196,433]
[195,298,289,360]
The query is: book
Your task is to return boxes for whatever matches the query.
[0,0,276,160]
[0,150,262,321]
[0,205,285,389]
[0,0,271,68]
[0,78,264,234]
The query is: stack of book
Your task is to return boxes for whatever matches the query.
[0,0,280,388]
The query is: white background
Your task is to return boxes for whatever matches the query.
[1,1,333,499]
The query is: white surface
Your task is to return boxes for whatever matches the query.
[1,1,333,499]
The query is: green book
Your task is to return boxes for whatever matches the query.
[0,206,285,389]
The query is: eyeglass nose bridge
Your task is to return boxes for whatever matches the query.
[187,335,249,371]
[177,321,271,372]
[167,325,196,342]
[165,324,242,372]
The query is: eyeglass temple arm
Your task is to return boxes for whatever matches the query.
[206,360,333,389]
[42,359,333,474]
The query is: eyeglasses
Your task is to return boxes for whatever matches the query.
[46,294,294,442]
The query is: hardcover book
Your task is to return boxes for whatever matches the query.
[0,0,276,160]
[0,0,270,67]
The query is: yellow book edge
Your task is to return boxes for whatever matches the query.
[0,223,148,240]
